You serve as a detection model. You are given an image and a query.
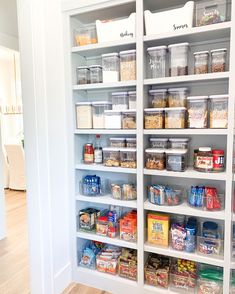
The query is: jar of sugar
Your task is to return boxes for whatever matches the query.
[102,53,120,83]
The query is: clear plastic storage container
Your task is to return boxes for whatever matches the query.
[111,92,128,110]
[104,110,122,129]
[111,182,137,200]
[194,51,209,74]
[211,48,227,72]
[144,108,164,129]
[196,0,228,27]
[198,278,223,294]
[168,138,189,149]
[75,102,93,129]
[168,88,188,107]
[122,110,136,129]
[165,149,188,172]
[76,66,90,84]
[147,46,167,78]
[74,24,97,46]
[149,89,168,108]
[148,185,184,206]
[187,96,208,128]
[92,101,112,129]
[109,138,126,147]
[120,148,137,168]
[126,138,137,148]
[209,94,228,128]
[145,148,166,170]
[149,138,168,149]
[102,53,120,83]
[165,107,186,129]
[89,65,102,83]
[168,43,189,76]
[103,147,120,167]
[128,91,136,109]
[120,50,136,81]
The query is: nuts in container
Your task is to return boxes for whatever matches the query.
[103,147,120,167]
[194,51,209,74]
[211,48,227,73]
[120,148,137,168]
[165,107,186,129]
[168,88,188,107]
[145,148,165,170]
[144,108,164,129]
[122,110,136,129]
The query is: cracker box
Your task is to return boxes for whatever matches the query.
[147,213,169,247]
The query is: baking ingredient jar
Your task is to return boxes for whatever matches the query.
[168,43,189,76]
[92,101,112,129]
[187,96,208,128]
[144,108,164,129]
[149,138,168,149]
[147,46,167,78]
[165,107,186,129]
[209,95,228,128]
[84,143,94,164]
[75,102,92,129]
[165,149,188,172]
[76,66,90,84]
[149,89,168,108]
[145,148,166,170]
[128,91,136,109]
[102,53,120,83]
[212,149,224,172]
[119,50,136,81]
[211,48,227,72]
[122,110,136,129]
[194,51,209,74]
[104,110,122,129]
[111,92,128,110]
[89,65,102,83]
[168,88,188,107]
[194,147,213,172]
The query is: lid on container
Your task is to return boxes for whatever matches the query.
[168,42,189,48]
[199,147,212,152]
[103,147,120,151]
[119,49,136,55]
[203,221,218,231]
[109,137,126,141]
[165,149,188,154]
[101,52,119,57]
[104,110,122,114]
[168,87,188,93]
[144,108,165,112]
[149,89,167,95]
[147,46,167,52]
[187,96,208,100]
[92,101,112,106]
[169,138,189,142]
[111,92,128,96]
[193,51,209,55]
[89,65,102,69]
[209,94,229,100]
[75,102,92,105]
[128,91,136,96]
[126,138,136,141]
[164,107,186,111]
[145,148,166,153]
[122,109,136,113]
[76,66,89,70]
[211,48,227,53]
[150,138,168,142]
[119,148,136,152]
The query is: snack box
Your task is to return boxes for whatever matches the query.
[147,213,169,247]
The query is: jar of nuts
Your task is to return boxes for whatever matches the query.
[120,148,137,169]
[211,48,227,73]
[145,148,166,170]
[144,108,164,129]
[103,147,120,167]
[194,51,209,74]
[149,89,168,108]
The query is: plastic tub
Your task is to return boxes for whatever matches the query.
[128,91,136,109]
[75,102,92,129]
[198,278,223,294]
[187,96,208,128]
[120,148,137,168]
[89,65,102,83]
[147,46,167,78]
[194,51,209,74]
[76,66,90,84]
[103,147,120,167]
[168,43,189,76]
[165,107,186,129]
[168,138,189,149]
[149,89,168,108]
[102,53,120,83]
[109,138,126,147]
[74,24,97,46]
[149,138,168,149]
[126,138,137,148]
[148,185,184,206]
[165,149,188,172]
[120,50,136,81]
[111,182,137,200]
[144,108,164,129]
[209,94,228,128]
[145,148,166,170]
[111,92,128,110]
[168,88,188,107]
[122,110,136,129]
[104,110,122,129]
[211,48,227,72]
[92,101,112,129]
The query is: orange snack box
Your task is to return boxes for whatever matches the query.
[147,213,169,247]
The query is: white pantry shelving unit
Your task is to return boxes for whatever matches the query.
[62,0,235,293]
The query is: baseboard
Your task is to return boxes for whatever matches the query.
[54,262,72,294]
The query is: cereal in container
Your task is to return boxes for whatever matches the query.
[144,108,164,129]
[122,110,136,129]
[165,107,186,129]
[194,51,209,74]
[120,148,137,168]
[187,96,208,128]
[120,50,136,81]
[149,89,168,108]
[209,94,228,128]
[103,147,120,167]
[168,88,188,107]
[211,48,227,73]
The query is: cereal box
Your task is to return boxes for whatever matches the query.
[147,213,169,247]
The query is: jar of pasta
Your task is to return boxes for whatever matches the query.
[144,108,164,129]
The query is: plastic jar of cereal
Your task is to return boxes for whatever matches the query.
[168,43,189,76]
[211,48,227,73]
[120,50,136,81]
[120,148,137,168]
[165,107,186,129]
[122,110,136,129]
[209,94,228,128]
[149,89,168,108]
[144,108,164,129]
[168,88,188,107]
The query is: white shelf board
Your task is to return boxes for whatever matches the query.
[76,163,137,174]
[77,231,137,249]
[144,22,231,45]
[76,194,137,209]
[73,80,136,91]
[144,243,224,267]
[144,72,230,86]
[144,200,225,220]
[144,129,228,136]
[72,39,136,58]
[144,168,227,181]
[75,129,136,135]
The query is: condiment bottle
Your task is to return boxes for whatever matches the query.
[212,149,224,172]
[94,135,103,164]
[84,143,94,164]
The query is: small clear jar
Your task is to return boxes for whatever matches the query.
[165,149,188,172]
[74,24,97,46]
[76,66,90,84]
[75,102,92,129]
[165,107,186,129]
[111,92,128,110]
[149,89,168,108]
[211,48,227,73]
[145,148,166,170]
[120,148,137,168]
[209,95,228,128]
[120,50,136,81]
[102,53,120,83]
[103,147,120,167]
[109,138,126,147]
[168,138,189,149]
[122,110,136,129]
[147,46,167,78]
[149,138,168,149]
[168,43,189,76]
[168,88,188,107]
[128,91,136,109]
[144,108,164,129]
[89,65,102,83]
[194,51,209,74]
[104,110,122,129]
[187,96,208,128]
[126,138,136,148]
[92,101,112,129]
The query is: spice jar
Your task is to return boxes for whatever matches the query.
[165,107,186,129]
[111,92,128,110]
[194,51,209,74]
[212,149,225,172]
[194,147,213,172]
[211,48,227,73]
[168,43,189,76]
[165,149,188,172]
[187,96,208,128]
[209,95,228,128]
[144,108,164,129]
[89,65,102,83]
[102,53,120,83]
[149,89,168,108]
[76,66,90,84]
[75,102,93,129]
[147,46,167,78]
[92,101,112,129]
[168,88,188,107]
[120,50,136,81]
[145,148,166,170]
[84,143,94,164]
[128,91,136,109]
[120,148,137,168]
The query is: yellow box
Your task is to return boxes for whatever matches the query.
[147,213,169,247]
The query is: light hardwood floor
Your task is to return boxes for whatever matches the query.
[0,190,109,294]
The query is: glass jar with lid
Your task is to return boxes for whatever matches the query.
[92,101,112,129]
[119,50,136,81]
[194,147,213,172]
[111,92,128,110]
[168,88,188,107]
[147,46,167,78]
[168,43,189,76]
[149,89,168,108]
[209,94,228,128]
[76,66,90,84]
[102,53,120,83]
[211,48,227,73]
[89,65,102,83]
[194,51,209,74]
